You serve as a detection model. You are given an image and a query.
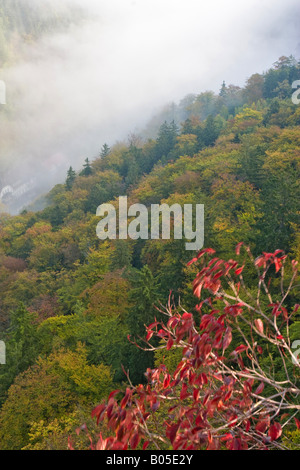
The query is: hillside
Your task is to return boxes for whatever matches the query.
[0,0,84,65]
[0,56,299,450]
[0,0,86,212]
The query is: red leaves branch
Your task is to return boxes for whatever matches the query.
[74,244,299,451]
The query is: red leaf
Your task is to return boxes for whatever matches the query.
[120,389,131,409]
[68,437,74,450]
[269,422,282,441]
[203,393,210,407]
[234,344,248,354]
[166,423,180,444]
[292,304,300,315]
[221,433,233,442]
[254,382,265,395]
[274,258,281,273]
[254,319,264,335]
[130,432,140,450]
[223,327,232,350]
[91,404,106,425]
[228,413,238,428]
[232,438,242,450]
[187,257,198,266]
[292,260,298,272]
[235,265,244,276]
[295,418,300,430]
[163,374,171,389]
[256,416,270,433]
[224,390,232,402]
[274,250,284,256]
[235,242,244,255]
[197,248,216,259]
[180,383,189,400]
[146,330,154,341]
[193,388,200,401]
[281,307,288,320]
[143,441,150,450]
[108,390,120,401]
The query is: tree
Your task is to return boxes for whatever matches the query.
[0,344,114,450]
[80,158,93,177]
[243,74,264,104]
[124,265,161,384]
[76,245,300,451]
[110,240,133,271]
[155,121,179,162]
[100,143,111,159]
[263,56,300,99]
[0,304,39,403]
[189,91,218,120]
[65,166,76,191]
[257,128,300,251]
[219,81,227,98]
[202,115,220,147]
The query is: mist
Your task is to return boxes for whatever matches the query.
[0,0,299,213]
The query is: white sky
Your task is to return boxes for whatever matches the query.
[1,0,299,198]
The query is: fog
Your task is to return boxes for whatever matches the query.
[0,0,299,213]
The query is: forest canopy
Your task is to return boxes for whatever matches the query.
[0,42,299,450]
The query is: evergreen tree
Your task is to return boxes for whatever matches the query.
[155,120,179,162]
[232,133,241,143]
[124,266,161,384]
[219,80,227,97]
[80,158,93,177]
[100,143,111,159]
[0,304,39,404]
[203,115,219,147]
[110,240,133,271]
[65,166,76,191]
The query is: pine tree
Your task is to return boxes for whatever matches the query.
[124,265,160,384]
[65,166,76,190]
[110,240,133,271]
[155,120,178,161]
[0,304,39,404]
[219,80,227,97]
[80,158,93,177]
[100,143,111,159]
[203,115,219,147]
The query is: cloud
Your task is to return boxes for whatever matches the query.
[0,0,299,211]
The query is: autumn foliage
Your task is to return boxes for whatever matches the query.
[73,244,300,451]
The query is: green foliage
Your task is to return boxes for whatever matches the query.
[0,304,39,403]
[100,143,111,159]
[0,344,114,450]
[0,56,300,449]
[0,0,83,65]
[124,265,161,384]
[80,158,93,177]
[65,167,76,191]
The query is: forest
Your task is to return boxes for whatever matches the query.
[0,47,299,450]
[0,0,84,64]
